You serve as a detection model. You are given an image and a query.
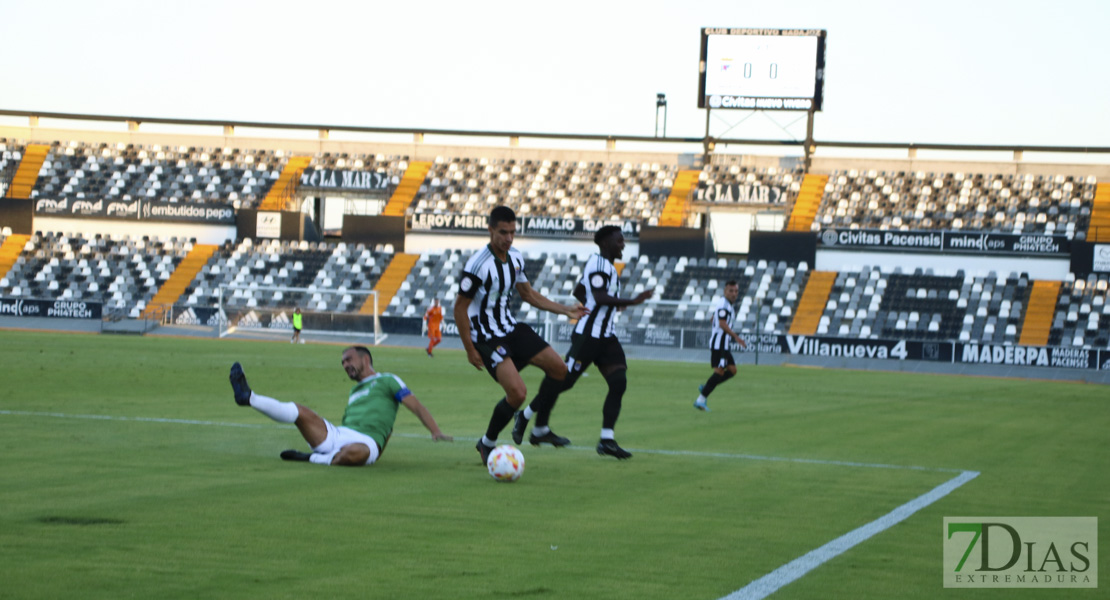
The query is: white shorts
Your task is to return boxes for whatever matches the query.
[312,419,381,465]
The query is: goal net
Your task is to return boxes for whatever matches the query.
[211,284,385,345]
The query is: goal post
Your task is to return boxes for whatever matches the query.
[215,284,385,345]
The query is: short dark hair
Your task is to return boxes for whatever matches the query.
[725,280,739,288]
[593,225,621,245]
[488,206,516,228]
[347,345,373,365]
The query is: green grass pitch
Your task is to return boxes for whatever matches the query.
[0,330,1105,599]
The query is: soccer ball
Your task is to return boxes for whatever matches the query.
[486,444,525,482]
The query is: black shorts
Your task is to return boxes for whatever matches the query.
[710,349,736,369]
[474,323,550,381]
[565,333,626,375]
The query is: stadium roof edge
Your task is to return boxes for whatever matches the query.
[3,108,1108,155]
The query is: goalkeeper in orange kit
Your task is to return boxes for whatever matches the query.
[423,297,444,357]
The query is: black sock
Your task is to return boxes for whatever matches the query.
[601,369,627,430]
[701,372,726,397]
[484,398,515,443]
[533,374,574,428]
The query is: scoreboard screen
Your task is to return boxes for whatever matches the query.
[698,28,826,111]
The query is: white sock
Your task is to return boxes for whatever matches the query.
[309,451,335,465]
[532,425,550,437]
[696,395,707,405]
[481,436,496,448]
[600,428,615,440]
[522,406,535,420]
[249,392,299,423]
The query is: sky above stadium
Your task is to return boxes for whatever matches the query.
[1,0,1107,151]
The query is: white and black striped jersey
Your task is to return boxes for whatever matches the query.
[457,245,529,342]
[573,253,620,339]
[708,295,736,351]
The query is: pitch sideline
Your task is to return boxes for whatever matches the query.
[720,470,979,600]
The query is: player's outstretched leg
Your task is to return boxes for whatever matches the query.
[229,362,300,424]
[230,362,252,406]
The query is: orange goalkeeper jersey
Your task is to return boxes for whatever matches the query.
[424,305,443,330]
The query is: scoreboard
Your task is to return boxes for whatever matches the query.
[698,28,827,111]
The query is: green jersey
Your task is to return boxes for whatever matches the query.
[341,373,410,449]
[292,312,303,329]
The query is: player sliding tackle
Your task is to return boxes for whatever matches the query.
[228,346,452,466]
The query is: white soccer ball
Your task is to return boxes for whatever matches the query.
[486,444,525,482]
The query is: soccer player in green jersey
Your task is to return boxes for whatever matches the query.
[229,346,452,466]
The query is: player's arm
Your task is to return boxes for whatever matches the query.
[515,281,588,319]
[718,314,748,349]
[453,292,483,370]
[400,393,453,441]
[592,284,653,308]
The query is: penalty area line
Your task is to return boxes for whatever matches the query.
[719,469,980,600]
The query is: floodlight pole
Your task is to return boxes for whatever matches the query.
[804,109,815,172]
[702,106,714,165]
[654,93,668,137]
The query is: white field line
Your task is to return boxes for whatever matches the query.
[0,410,966,474]
[720,469,980,600]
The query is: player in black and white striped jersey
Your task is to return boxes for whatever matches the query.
[512,225,652,459]
[454,206,588,465]
[694,280,747,411]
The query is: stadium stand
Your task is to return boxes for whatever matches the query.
[185,238,336,311]
[0,231,192,317]
[806,267,1033,344]
[814,169,1098,237]
[310,151,408,181]
[3,126,1109,357]
[3,224,1110,350]
[9,135,1102,244]
[385,250,462,318]
[308,242,391,313]
[1049,274,1110,348]
[697,157,804,197]
[1,140,18,198]
[413,157,677,224]
[22,140,279,206]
